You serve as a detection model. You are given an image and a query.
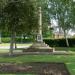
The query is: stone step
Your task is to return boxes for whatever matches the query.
[23,42,53,52]
[30,42,50,48]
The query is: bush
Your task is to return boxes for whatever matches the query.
[43,38,75,47]
[16,38,33,43]
[1,37,33,43]
[2,37,10,43]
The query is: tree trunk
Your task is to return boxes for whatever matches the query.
[23,34,25,40]
[64,30,69,47]
[0,31,2,44]
[32,34,36,42]
[58,27,61,39]
[21,34,23,43]
[9,31,15,55]
[14,32,17,49]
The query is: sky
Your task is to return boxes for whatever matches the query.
[73,0,75,2]
[51,19,75,36]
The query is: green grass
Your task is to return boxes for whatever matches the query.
[55,47,75,51]
[0,44,75,75]
[0,74,35,75]
[0,55,74,75]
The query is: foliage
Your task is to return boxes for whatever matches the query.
[44,38,75,47]
[2,0,38,34]
[47,0,75,47]
[0,0,39,54]
[1,37,33,43]
[2,37,75,47]
[1,37,10,43]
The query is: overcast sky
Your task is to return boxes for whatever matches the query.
[50,19,75,36]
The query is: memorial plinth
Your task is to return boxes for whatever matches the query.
[25,42,53,52]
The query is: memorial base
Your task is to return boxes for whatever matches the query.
[27,42,53,52]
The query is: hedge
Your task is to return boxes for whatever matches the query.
[2,37,10,43]
[1,37,33,43]
[43,38,75,47]
[1,37,75,47]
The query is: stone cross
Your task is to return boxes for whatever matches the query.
[37,7,43,42]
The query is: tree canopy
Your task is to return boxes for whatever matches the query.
[1,0,38,34]
[0,0,38,54]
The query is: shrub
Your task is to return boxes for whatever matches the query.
[2,37,10,43]
[43,38,75,47]
[1,37,33,43]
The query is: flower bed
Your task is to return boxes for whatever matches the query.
[0,62,70,75]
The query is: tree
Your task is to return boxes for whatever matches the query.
[47,0,73,47]
[2,0,38,55]
[69,0,75,29]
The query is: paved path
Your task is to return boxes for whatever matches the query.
[0,45,31,49]
[0,45,31,53]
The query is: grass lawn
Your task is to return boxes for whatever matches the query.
[0,44,75,75]
[0,55,74,75]
[55,47,75,51]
